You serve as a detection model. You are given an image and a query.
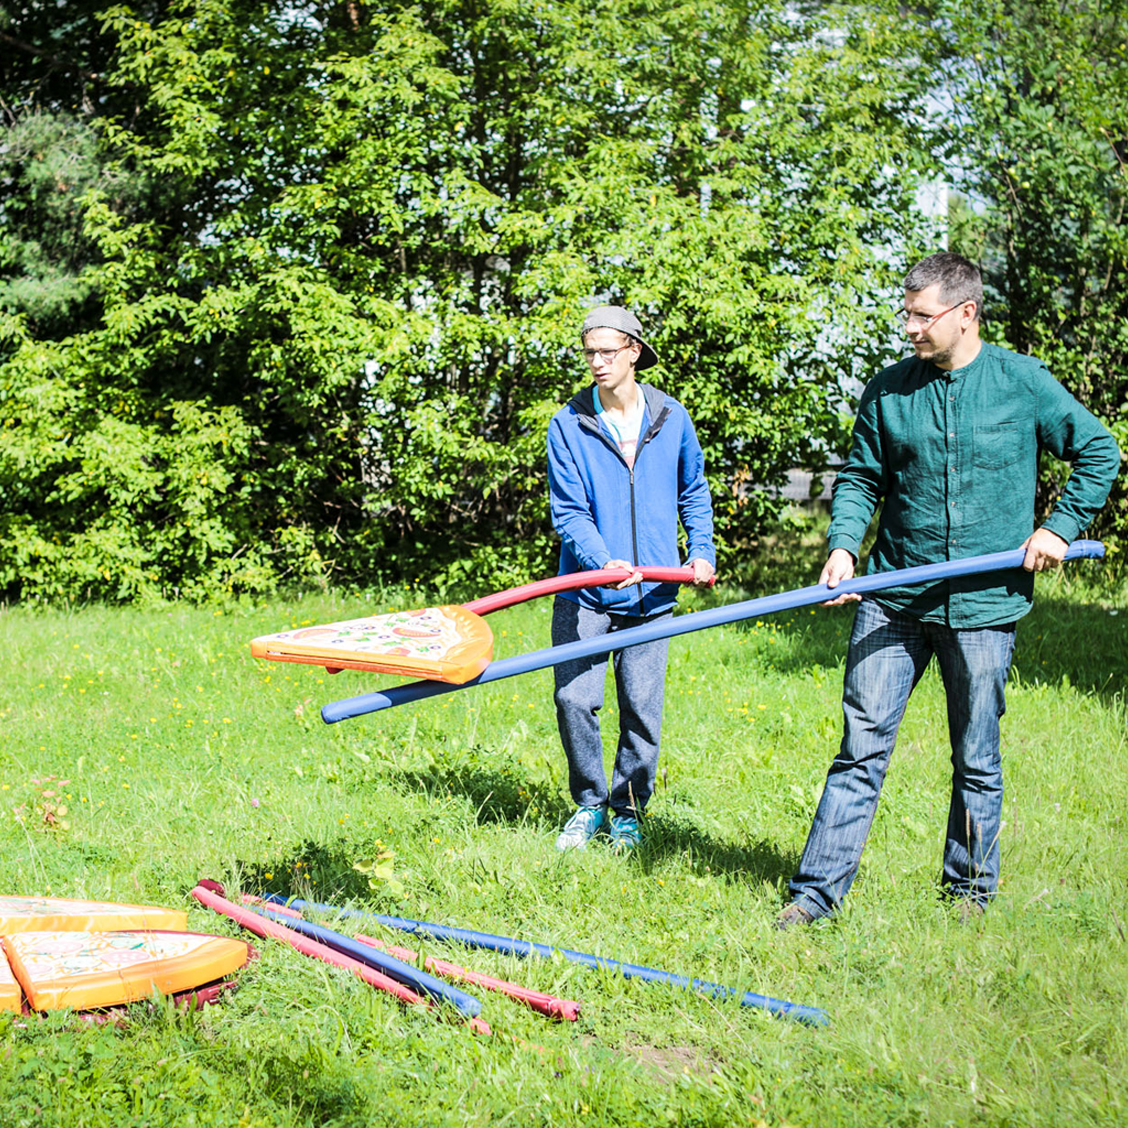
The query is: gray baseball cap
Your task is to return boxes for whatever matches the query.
[580,305,659,371]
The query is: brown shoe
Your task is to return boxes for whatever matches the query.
[775,903,815,930]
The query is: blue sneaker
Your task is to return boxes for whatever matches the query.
[609,813,641,853]
[555,805,607,851]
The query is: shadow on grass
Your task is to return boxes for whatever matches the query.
[234,837,373,904]
[1011,594,1126,703]
[732,604,857,673]
[676,552,858,677]
[637,812,799,888]
[720,589,1124,707]
[388,745,569,828]
[380,747,799,886]
[395,758,801,887]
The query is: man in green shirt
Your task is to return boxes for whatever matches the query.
[778,252,1120,927]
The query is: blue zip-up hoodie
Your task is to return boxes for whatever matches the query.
[547,382,716,616]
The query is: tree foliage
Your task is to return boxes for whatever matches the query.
[940,0,1128,547]
[4,0,943,601]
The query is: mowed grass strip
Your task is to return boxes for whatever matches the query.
[0,558,1124,1127]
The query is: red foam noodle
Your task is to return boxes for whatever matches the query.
[193,883,491,1035]
[250,567,701,684]
[353,933,581,1022]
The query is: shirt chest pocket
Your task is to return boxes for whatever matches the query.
[971,421,1022,470]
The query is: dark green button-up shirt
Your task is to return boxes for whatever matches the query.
[828,342,1121,627]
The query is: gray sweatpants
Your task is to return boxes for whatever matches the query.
[551,597,671,815]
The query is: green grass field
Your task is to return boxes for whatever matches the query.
[0,547,1125,1127]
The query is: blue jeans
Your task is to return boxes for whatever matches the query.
[789,599,1017,918]
[551,598,671,815]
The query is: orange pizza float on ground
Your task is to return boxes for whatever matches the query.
[2,930,250,1011]
[0,896,250,1013]
[0,945,21,1012]
[0,895,188,934]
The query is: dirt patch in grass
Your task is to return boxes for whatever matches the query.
[617,1040,724,1084]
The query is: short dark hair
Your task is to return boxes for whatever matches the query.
[904,252,983,321]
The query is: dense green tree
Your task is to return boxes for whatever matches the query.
[0,0,173,337]
[0,111,105,338]
[940,0,1128,549]
[1,0,940,602]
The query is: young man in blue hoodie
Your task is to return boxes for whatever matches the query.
[546,306,717,852]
